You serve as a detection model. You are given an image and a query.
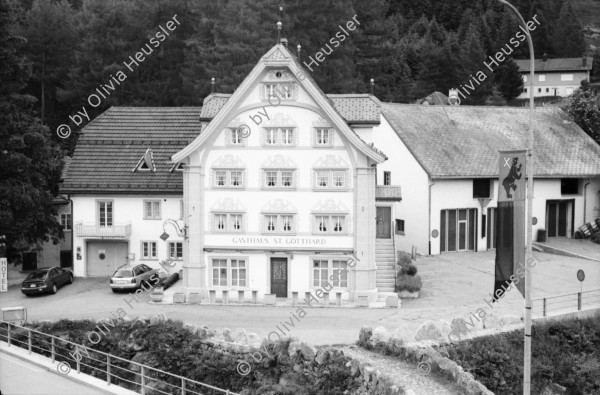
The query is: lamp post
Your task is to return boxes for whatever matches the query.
[496,1,535,394]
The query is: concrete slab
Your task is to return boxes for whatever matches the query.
[534,238,600,262]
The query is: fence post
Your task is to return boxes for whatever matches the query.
[107,355,111,385]
[76,352,80,374]
[543,298,547,317]
[7,323,10,346]
[141,365,146,395]
[28,329,32,354]
[181,377,186,395]
[578,292,582,311]
[51,338,55,363]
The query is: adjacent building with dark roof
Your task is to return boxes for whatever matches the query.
[372,103,600,255]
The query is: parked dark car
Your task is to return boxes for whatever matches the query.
[21,267,73,296]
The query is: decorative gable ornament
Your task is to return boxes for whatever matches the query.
[261,199,297,213]
[313,154,349,169]
[263,70,295,83]
[261,155,297,169]
[210,198,246,213]
[311,199,349,213]
[133,148,155,172]
[211,154,246,169]
[264,112,296,127]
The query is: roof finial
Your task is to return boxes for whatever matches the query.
[211,77,215,93]
[277,21,282,43]
[370,78,375,95]
[297,44,301,59]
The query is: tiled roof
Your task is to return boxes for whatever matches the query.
[326,94,381,124]
[61,107,202,194]
[199,93,381,124]
[381,104,600,179]
[515,57,593,72]
[376,186,402,201]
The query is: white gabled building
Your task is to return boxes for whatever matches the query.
[61,108,202,278]
[372,104,600,256]
[172,44,400,302]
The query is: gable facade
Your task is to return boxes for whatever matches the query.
[173,45,387,302]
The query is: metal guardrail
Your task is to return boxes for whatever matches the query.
[0,321,237,395]
[532,289,600,317]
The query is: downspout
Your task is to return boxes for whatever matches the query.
[68,195,74,269]
[428,177,434,255]
[584,179,591,224]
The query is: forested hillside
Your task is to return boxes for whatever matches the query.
[4,0,591,150]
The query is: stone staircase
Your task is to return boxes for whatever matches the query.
[376,239,396,295]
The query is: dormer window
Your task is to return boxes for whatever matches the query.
[133,148,155,172]
[261,70,297,101]
[262,127,296,147]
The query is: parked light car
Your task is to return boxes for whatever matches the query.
[110,264,159,292]
[21,267,73,296]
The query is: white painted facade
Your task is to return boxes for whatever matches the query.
[174,45,385,301]
[70,195,184,277]
[373,113,600,255]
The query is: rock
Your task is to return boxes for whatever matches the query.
[315,349,330,365]
[437,320,452,338]
[197,327,209,340]
[288,341,302,358]
[500,315,522,326]
[246,332,261,348]
[231,328,248,344]
[183,323,199,335]
[359,326,373,345]
[223,328,234,342]
[391,324,413,343]
[540,383,567,395]
[414,321,443,341]
[300,343,317,361]
[482,314,502,329]
[371,326,390,345]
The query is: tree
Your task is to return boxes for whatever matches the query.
[551,1,586,58]
[566,83,600,146]
[23,0,77,126]
[493,59,524,101]
[0,0,63,262]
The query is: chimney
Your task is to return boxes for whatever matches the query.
[582,57,588,68]
[542,53,548,62]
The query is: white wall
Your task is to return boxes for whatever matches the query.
[371,115,430,255]
[429,178,591,255]
[71,195,184,277]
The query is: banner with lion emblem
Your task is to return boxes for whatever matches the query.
[494,150,527,300]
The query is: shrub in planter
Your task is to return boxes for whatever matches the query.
[400,263,418,276]
[397,251,412,266]
[396,274,422,293]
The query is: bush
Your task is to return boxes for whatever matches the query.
[400,264,418,276]
[396,274,422,292]
[397,251,412,266]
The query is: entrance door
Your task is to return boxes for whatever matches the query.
[487,208,497,250]
[440,209,477,253]
[270,258,288,298]
[546,200,573,237]
[376,207,391,238]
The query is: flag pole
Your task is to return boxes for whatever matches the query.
[496,1,535,394]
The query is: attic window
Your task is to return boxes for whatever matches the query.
[169,162,185,172]
[133,148,155,172]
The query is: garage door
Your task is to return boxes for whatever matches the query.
[86,241,128,277]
